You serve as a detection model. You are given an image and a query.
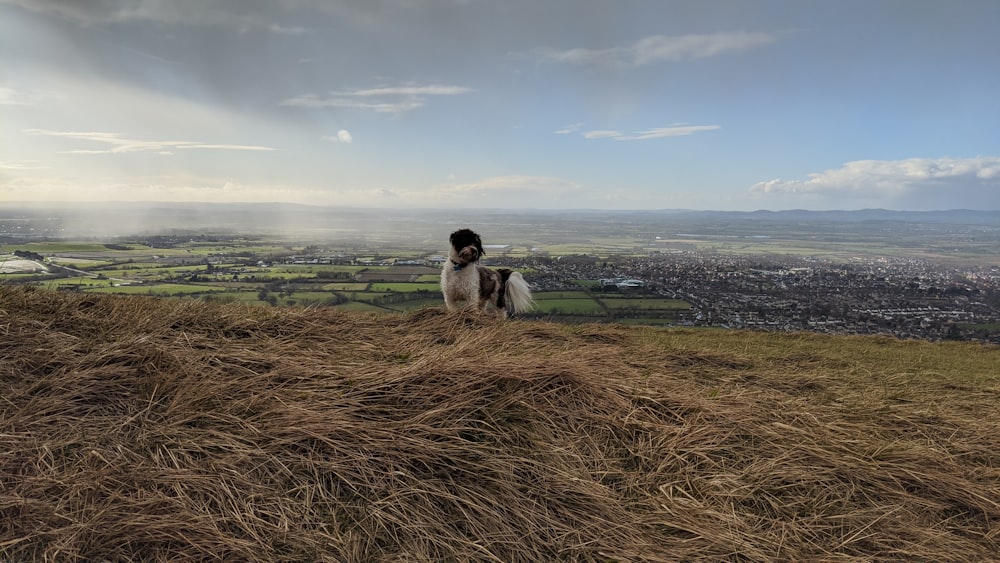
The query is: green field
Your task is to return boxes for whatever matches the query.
[2,237,698,322]
[321,282,370,291]
[532,299,605,315]
[535,291,593,300]
[85,283,226,296]
[600,297,692,310]
[370,282,440,292]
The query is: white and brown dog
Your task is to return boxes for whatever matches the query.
[440,228,534,318]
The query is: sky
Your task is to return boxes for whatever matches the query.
[2,0,999,211]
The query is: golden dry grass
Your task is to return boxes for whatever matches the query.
[1,286,998,561]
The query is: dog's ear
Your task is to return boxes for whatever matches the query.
[475,233,485,257]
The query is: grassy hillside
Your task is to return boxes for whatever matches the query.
[1,286,998,562]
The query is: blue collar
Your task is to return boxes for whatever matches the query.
[451,259,468,271]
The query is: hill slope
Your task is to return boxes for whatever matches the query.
[2,287,998,561]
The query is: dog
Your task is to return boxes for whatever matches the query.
[440,228,534,318]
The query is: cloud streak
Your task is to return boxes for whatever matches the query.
[572,125,721,141]
[535,31,779,68]
[24,129,277,155]
[280,83,472,115]
[433,175,580,198]
[3,0,308,33]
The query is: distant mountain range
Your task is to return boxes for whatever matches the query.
[4,202,999,238]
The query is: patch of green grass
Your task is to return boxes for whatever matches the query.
[370,282,440,292]
[617,317,681,326]
[33,277,111,289]
[535,291,593,300]
[532,298,605,315]
[84,284,223,296]
[282,291,338,303]
[4,242,110,253]
[321,282,370,291]
[333,301,389,312]
[347,292,392,303]
[47,257,116,268]
[600,297,691,310]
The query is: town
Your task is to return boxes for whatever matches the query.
[513,252,1000,343]
[2,206,999,344]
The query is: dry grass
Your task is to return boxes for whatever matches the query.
[1,286,998,561]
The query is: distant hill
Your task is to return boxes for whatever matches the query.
[4,202,1000,239]
[2,287,999,561]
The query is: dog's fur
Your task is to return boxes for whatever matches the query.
[441,228,534,318]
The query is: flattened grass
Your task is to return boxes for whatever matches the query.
[2,286,998,561]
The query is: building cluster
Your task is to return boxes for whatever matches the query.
[501,252,1000,343]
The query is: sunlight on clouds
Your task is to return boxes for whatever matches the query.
[750,157,1000,208]
[0,173,337,205]
[0,85,46,106]
[0,160,45,170]
[432,175,580,198]
[323,130,354,143]
[577,125,720,141]
[23,129,277,154]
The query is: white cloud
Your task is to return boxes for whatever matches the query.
[616,125,721,140]
[750,157,1000,209]
[23,129,277,154]
[348,85,473,97]
[280,94,424,114]
[4,0,308,33]
[578,125,720,141]
[433,175,580,198]
[554,122,583,135]
[583,130,623,139]
[280,83,471,115]
[535,32,779,68]
[0,160,44,170]
[323,130,354,143]
[0,86,41,106]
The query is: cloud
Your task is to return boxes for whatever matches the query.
[0,86,42,106]
[750,157,1000,209]
[433,175,580,198]
[323,130,354,143]
[348,85,473,97]
[581,130,621,139]
[23,129,277,154]
[0,160,44,170]
[534,31,779,68]
[280,95,424,114]
[615,125,721,140]
[576,125,720,141]
[3,0,308,33]
[554,123,583,135]
[280,83,471,115]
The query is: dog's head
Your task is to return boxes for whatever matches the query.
[449,228,484,264]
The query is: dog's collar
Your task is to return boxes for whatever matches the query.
[450,259,469,271]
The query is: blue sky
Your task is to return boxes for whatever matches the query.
[2,0,999,210]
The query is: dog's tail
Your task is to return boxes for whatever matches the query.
[502,271,534,315]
